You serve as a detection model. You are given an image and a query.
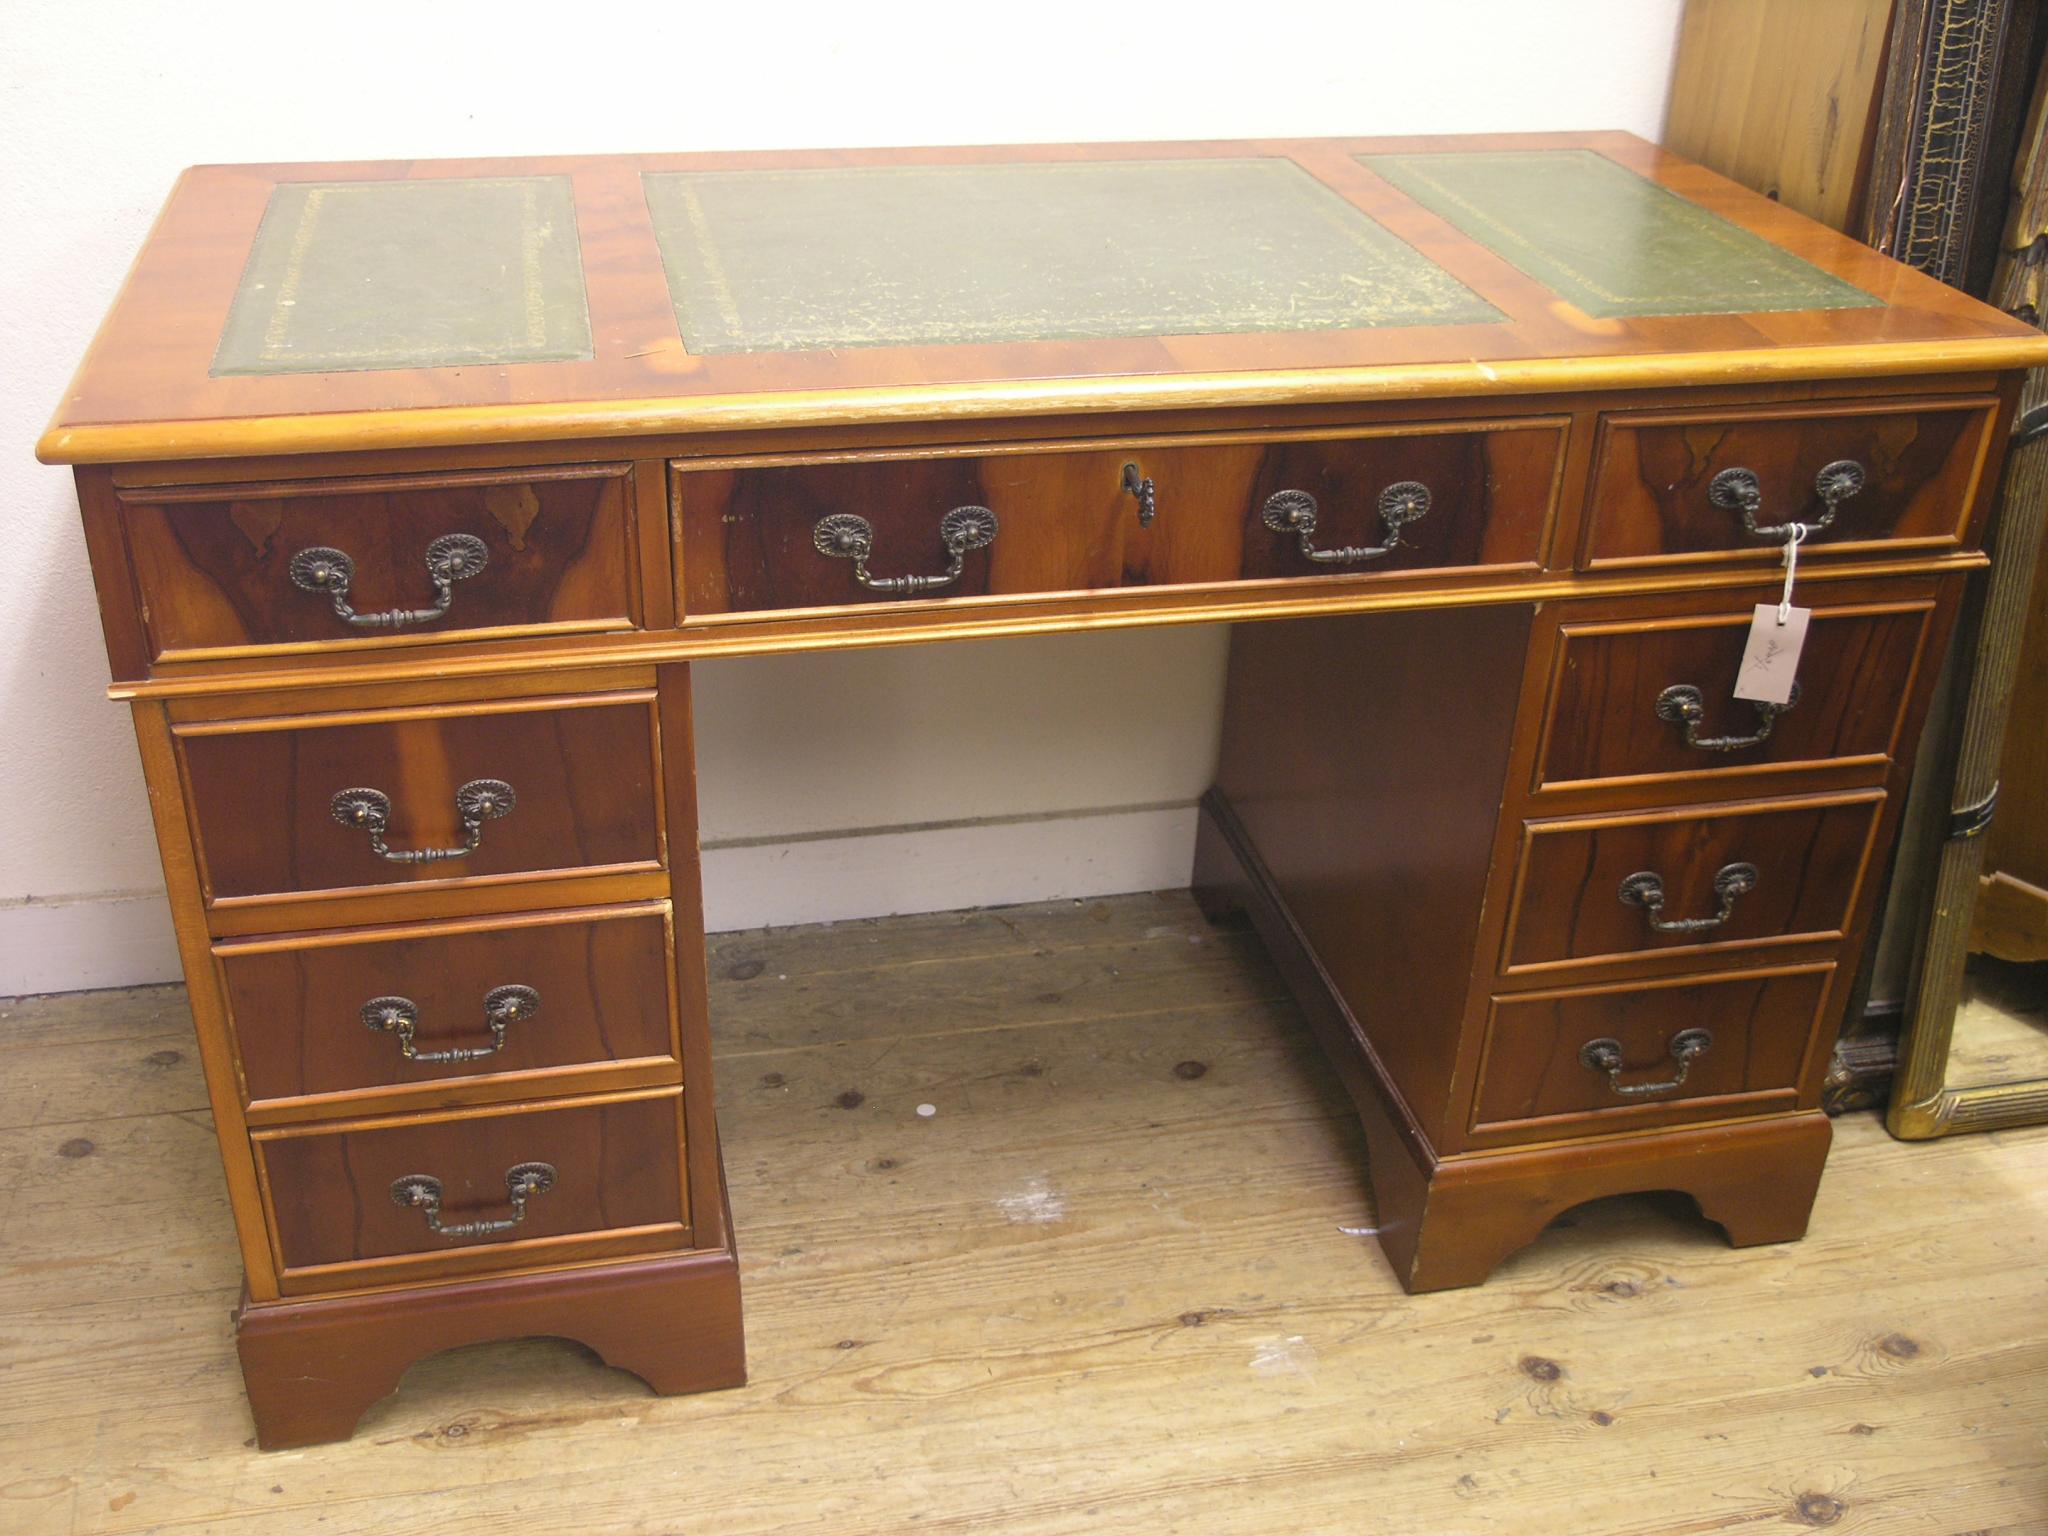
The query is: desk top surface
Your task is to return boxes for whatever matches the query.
[40,132,2048,465]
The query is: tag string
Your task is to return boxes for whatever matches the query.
[1778,522,1809,625]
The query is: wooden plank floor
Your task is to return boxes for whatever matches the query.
[3,891,2045,1535]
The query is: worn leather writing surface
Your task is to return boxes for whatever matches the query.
[643,159,1501,353]
[1363,149,1880,318]
[213,177,593,375]
[48,134,2048,466]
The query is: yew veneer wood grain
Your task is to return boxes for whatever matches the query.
[121,464,642,662]
[1583,396,1998,567]
[1503,794,1884,973]
[255,1091,687,1291]
[1471,964,1834,1140]
[1538,599,1933,789]
[176,692,664,904]
[218,904,679,1114]
[675,422,1561,617]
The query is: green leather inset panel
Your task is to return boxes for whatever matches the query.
[213,177,593,375]
[643,159,1501,353]
[1363,149,1878,318]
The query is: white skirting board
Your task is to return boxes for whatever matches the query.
[0,804,1201,998]
[699,803,1199,934]
[0,890,184,997]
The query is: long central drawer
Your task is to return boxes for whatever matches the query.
[674,419,1565,617]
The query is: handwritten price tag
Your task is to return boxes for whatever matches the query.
[1734,603,1809,704]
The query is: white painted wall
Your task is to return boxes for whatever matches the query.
[0,0,1684,995]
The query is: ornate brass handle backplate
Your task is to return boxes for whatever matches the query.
[361,984,540,1064]
[390,1162,556,1240]
[1262,480,1432,565]
[1708,459,1866,541]
[813,505,999,594]
[1655,681,1802,753]
[289,533,489,629]
[1579,1028,1714,1098]
[1618,861,1759,935]
[329,779,516,863]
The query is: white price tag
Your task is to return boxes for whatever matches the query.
[1735,603,1809,703]
[1735,519,1811,704]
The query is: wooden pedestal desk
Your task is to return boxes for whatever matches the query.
[39,132,2048,1448]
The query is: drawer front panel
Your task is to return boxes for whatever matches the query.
[1472,965,1833,1139]
[221,905,679,1111]
[1504,795,1882,972]
[179,693,664,903]
[1538,601,1933,790]
[123,465,641,661]
[1583,398,1996,568]
[676,421,1561,617]
[258,1092,686,1289]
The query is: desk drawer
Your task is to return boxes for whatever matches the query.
[121,464,642,662]
[1502,794,1882,974]
[1471,964,1833,1142]
[219,904,681,1118]
[1537,599,1935,791]
[676,420,1562,617]
[1582,397,1997,569]
[255,1090,687,1294]
[177,690,664,906]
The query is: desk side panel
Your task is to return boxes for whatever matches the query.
[1211,604,1530,1147]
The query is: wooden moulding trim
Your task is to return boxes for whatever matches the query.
[117,459,635,504]
[237,1215,737,1310]
[107,552,1992,702]
[204,860,670,915]
[169,687,658,735]
[86,372,2012,490]
[242,1058,684,1128]
[154,617,643,670]
[1427,1107,1830,1171]
[275,1224,691,1297]
[36,337,2048,465]
[208,897,672,955]
[1470,1086,1802,1139]
[245,1082,685,1141]
[1533,753,1892,799]
[203,871,674,940]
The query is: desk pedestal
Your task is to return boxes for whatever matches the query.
[1193,591,1927,1289]
[1196,790,1832,1290]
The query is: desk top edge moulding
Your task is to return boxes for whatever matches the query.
[42,130,2047,1449]
[38,131,2048,465]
